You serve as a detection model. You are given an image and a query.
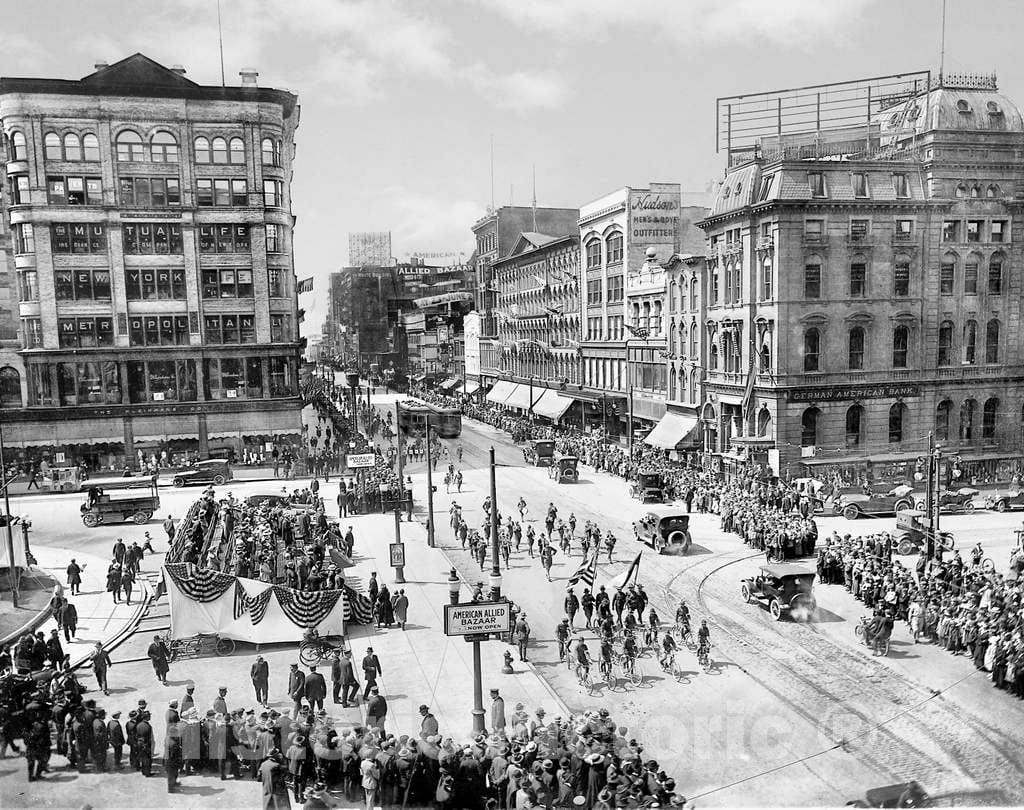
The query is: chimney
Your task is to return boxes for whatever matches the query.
[94,61,109,71]
[239,69,259,87]
[170,65,187,75]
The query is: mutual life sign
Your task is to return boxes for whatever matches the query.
[346,453,376,469]
[444,601,512,637]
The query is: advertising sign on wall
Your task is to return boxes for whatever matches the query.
[463,311,481,378]
[628,190,680,268]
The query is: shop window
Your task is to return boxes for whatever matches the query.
[0,367,22,408]
[801,407,820,447]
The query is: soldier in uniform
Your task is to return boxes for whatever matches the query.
[108,710,125,768]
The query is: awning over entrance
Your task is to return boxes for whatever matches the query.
[503,383,542,411]
[461,381,480,395]
[644,411,701,450]
[532,388,573,421]
[485,380,516,404]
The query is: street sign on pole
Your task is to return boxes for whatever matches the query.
[443,601,512,638]
[389,542,406,568]
[346,453,376,469]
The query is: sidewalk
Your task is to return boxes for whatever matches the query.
[31,544,147,671]
[339,513,568,738]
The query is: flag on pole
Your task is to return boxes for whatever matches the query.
[606,552,642,592]
[741,356,757,418]
[297,277,314,294]
[566,547,599,591]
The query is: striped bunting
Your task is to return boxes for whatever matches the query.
[248,588,275,625]
[274,586,342,628]
[343,585,375,624]
[164,563,235,602]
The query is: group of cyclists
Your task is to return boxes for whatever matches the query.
[559,598,713,689]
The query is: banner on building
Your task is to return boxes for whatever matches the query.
[297,277,315,294]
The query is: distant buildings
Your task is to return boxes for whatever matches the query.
[0,54,302,468]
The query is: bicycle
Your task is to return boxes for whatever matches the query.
[299,637,338,666]
[575,662,594,691]
[673,622,695,650]
[164,632,235,661]
[659,651,686,683]
[620,653,643,686]
[696,644,713,674]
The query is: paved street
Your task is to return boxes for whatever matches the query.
[375,392,1024,806]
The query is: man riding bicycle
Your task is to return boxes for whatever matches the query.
[660,631,678,670]
[572,635,591,681]
[599,637,614,679]
[644,609,661,648]
[696,619,711,663]
[622,633,638,674]
[675,600,691,634]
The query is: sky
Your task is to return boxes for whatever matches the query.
[7,0,1024,334]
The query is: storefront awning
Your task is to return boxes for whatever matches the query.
[503,383,543,411]
[485,380,517,404]
[437,377,461,391]
[532,388,573,421]
[644,411,701,450]
[461,381,480,395]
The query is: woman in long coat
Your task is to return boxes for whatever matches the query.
[106,563,122,600]
[376,585,395,628]
[392,590,409,630]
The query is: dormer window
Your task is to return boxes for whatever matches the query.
[956,99,972,114]
[808,172,826,197]
[987,101,1003,116]
[908,105,921,121]
[735,181,743,198]
[722,185,731,199]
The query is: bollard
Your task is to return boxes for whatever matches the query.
[502,650,514,674]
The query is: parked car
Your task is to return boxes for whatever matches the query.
[912,487,980,513]
[893,509,956,556]
[171,459,233,488]
[81,477,160,527]
[846,780,930,808]
[834,484,915,520]
[982,487,1024,513]
[740,564,817,621]
[632,507,691,555]
[244,493,289,508]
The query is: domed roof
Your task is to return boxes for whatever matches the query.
[878,81,1024,137]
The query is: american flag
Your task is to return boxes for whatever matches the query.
[343,585,374,624]
[566,548,599,591]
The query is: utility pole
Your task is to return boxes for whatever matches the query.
[0,427,17,607]
[925,431,935,560]
[392,509,405,584]
[489,447,502,601]
[425,423,435,547]
[395,401,410,521]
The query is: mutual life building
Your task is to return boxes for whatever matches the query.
[0,54,303,467]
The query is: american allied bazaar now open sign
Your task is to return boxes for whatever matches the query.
[443,601,512,637]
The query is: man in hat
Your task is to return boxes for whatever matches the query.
[213,686,229,717]
[107,710,125,768]
[147,634,170,684]
[514,612,531,662]
[490,688,506,733]
[304,665,327,713]
[362,646,382,699]
[89,641,113,696]
[165,713,183,793]
[134,710,154,777]
[288,664,306,718]
[366,686,387,733]
[251,655,270,706]
[418,704,438,740]
[181,684,197,714]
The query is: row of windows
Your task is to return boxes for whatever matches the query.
[584,232,623,269]
[801,397,1006,448]
[10,129,285,167]
[943,219,1007,243]
[204,314,292,344]
[12,172,285,210]
[24,223,283,256]
[802,171,911,199]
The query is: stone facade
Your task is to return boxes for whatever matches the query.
[0,54,302,466]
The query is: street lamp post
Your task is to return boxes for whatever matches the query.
[0,427,17,607]
[424,423,436,547]
[488,447,502,601]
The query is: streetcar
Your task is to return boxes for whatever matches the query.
[397,402,462,438]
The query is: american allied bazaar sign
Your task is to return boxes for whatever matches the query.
[786,382,921,403]
[444,601,512,637]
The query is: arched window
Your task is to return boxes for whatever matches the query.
[848,326,865,370]
[115,130,144,161]
[10,131,27,160]
[229,136,245,164]
[82,133,100,161]
[803,328,820,372]
[964,253,979,293]
[801,407,820,447]
[955,183,967,198]
[63,133,82,161]
[689,368,698,401]
[689,323,697,357]
[960,398,977,441]
[689,277,698,310]
[585,239,601,269]
[709,343,719,370]
[150,131,178,162]
[760,343,771,373]
[0,367,21,408]
[983,397,999,440]
[888,402,906,443]
[261,137,277,166]
[935,400,952,441]
[44,132,62,160]
[988,254,1003,295]
[940,252,956,295]
[964,320,977,364]
[892,325,909,368]
[985,319,1000,363]
[845,404,864,446]
[937,320,954,366]
[987,184,1001,198]
[606,232,623,264]
[757,408,772,437]
[971,184,982,198]
[211,137,228,164]
[194,136,211,163]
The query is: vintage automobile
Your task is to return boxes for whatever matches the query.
[893,509,956,556]
[740,563,817,621]
[80,476,160,527]
[632,507,691,555]
[244,493,290,508]
[788,477,830,513]
[547,455,580,483]
[981,486,1024,513]
[912,486,980,513]
[522,439,556,467]
[629,469,666,503]
[833,484,915,520]
[171,459,233,488]
[846,781,930,808]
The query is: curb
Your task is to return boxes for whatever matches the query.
[69,571,157,671]
[0,568,63,647]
